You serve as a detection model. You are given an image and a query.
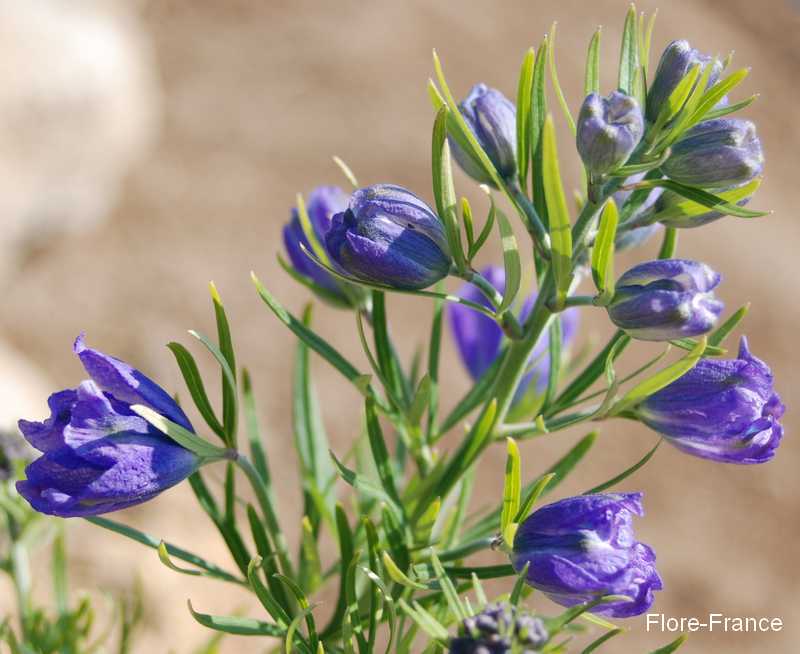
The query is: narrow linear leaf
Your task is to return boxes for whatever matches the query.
[591,199,619,301]
[581,628,624,654]
[548,22,576,134]
[167,342,225,440]
[187,601,285,637]
[500,438,522,534]
[709,303,750,347]
[650,635,689,654]
[493,203,522,312]
[584,440,661,495]
[584,27,601,96]
[618,5,640,96]
[634,179,767,218]
[131,405,228,459]
[542,115,573,308]
[516,47,536,187]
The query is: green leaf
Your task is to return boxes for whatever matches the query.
[209,283,238,445]
[408,374,432,426]
[500,438,522,538]
[709,303,749,347]
[550,331,630,415]
[429,550,467,621]
[516,48,536,187]
[187,601,285,637]
[383,552,428,590]
[580,628,624,653]
[613,337,707,414]
[397,600,449,641]
[130,405,228,460]
[618,5,640,98]
[650,635,688,654]
[657,227,678,259]
[438,356,502,436]
[640,179,767,219]
[371,292,409,407]
[514,472,556,524]
[654,178,762,223]
[365,397,403,509]
[87,517,245,585]
[691,68,749,123]
[548,22,576,134]
[247,557,290,628]
[543,316,562,409]
[252,273,371,393]
[246,507,292,614]
[584,440,661,494]
[432,106,466,272]
[468,195,496,260]
[670,338,725,357]
[584,27,601,96]
[300,517,323,593]
[167,342,226,440]
[492,201,522,313]
[530,39,549,221]
[431,52,505,190]
[702,94,758,121]
[652,63,701,132]
[426,289,444,436]
[277,254,352,309]
[509,562,530,606]
[158,541,203,576]
[330,450,402,518]
[274,573,318,648]
[332,155,359,189]
[542,115,573,309]
[591,199,619,302]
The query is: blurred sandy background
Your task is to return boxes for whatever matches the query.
[0,0,798,652]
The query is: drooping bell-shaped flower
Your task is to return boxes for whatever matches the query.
[512,493,663,618]
[637,337,784,463]
[607,259,723,341]
[325,184,452,290]
[576,91,644,175]
[449,83,517,186]
[282,185,354,304]
[16,335,202,517]
[662,118,763,189]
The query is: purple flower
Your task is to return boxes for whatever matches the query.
[662,119,763,189]
[283,185,353,304]
[449,266,579,399]
[637,337,784,463]
[449,83,517,186]
[16,336,200,517]
[577,92,644,175]
[607,259,723,341]
[325,184,451,290]
[449,602,548,653]
[512,493,663,618]
[646,40,721,122]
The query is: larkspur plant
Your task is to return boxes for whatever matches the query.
[2,6,784,654]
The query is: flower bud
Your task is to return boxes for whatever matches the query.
[449,266,579,400]
[325,184,451,290]
[512,493,662,618]
[662,118,763,189]
[607,259,723,341]
[449,83,517,185]
[637,337,784,464]
[576,92,644,175]
[646,40,722,122]
[449,602,548,653]
[283,185,353,304]
[16,335,201,517]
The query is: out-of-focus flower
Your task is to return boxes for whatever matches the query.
[283,185,354,304]
[646,40,721,122]
[325,184,451,290]
[576,92,644,175]
[449,602,548,654]
[512,492,662,618]
[449,266,579,399]
[637,337,784,463]
[16,335,201,517]
[449,83,517,186]
[662,119,763,189]
[607,259,723,341]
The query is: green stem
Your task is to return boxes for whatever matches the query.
[235,454,295,580]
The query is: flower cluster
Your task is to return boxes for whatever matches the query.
[8,6,784,654]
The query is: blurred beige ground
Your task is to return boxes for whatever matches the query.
[1,0,798,652]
